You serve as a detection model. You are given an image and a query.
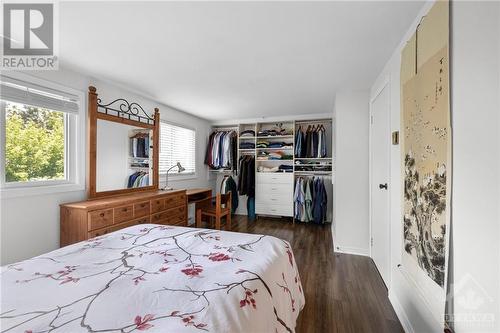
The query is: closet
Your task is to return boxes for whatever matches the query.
[128,129,153,188]
[207,119,333,223]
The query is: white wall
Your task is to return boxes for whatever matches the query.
[450,1,500,332]
[0,67,212,265]
[370,1,500,332]
[333,91,370,256]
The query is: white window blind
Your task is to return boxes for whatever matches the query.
[0,75,80,114]
[159,122,196,175]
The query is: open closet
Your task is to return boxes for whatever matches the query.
[206,118,334,223]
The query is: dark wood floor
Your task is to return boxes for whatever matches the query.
[230,215,404,333]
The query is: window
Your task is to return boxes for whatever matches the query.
[159,121,196,176]
[4,102,66,183]
[0,73,84,196]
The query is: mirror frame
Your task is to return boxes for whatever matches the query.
[87,86,160,198]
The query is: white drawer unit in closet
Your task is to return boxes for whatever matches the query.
[255,173,294,217]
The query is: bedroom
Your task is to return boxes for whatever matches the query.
[0,1,499,332]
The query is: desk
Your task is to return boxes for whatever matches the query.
[186,188,212,204]
[186,188,212,227]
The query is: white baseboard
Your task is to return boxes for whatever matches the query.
[334,245,369,257]
[389,290,415,333]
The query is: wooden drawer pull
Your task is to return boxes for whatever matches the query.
[99,213,105,217]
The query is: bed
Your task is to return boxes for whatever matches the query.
[0,224,304,332]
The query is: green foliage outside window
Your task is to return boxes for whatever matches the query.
[5,102,65,183]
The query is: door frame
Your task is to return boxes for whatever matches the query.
[368,76,392,288]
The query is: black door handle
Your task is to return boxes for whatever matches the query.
[379,183,388,190]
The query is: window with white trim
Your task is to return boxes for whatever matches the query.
[159,121,196,176]
[0,73,83,195]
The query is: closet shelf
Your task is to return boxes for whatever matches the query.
[239,136,256,139]
[294,157,332,160]
[256,159,293,162]
[256,135,294,139]
[256,147,293,151]
[294,171,332,176]
[129,167,150,171]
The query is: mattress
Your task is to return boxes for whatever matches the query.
[1,224,304,332]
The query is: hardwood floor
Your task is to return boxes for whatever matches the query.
[230,215,404,333]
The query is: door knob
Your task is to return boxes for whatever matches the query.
[379,183,388,190]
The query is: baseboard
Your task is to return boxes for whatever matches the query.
[334,245,369,257]
[389,290,415,333]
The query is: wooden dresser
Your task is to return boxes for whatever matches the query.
[60,190,187,246]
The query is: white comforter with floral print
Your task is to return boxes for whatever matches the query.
[1,224,304,333]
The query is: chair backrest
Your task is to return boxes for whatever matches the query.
[216,192,232,214]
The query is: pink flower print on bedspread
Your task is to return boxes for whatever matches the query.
[181,264,204,277]
[134,314,154,331]
[1,225,304,333]
[208,252,231,262]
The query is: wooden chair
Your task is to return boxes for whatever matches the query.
[195,192,232,231]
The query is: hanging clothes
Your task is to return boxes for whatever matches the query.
[237,155,255,198]
[294,126,303,157]
[204,130,237,170]
[220,175,239,214]
[127,172,149,188]
[294,176,328,224]
[130,133,149,158]
[295,124,328,158]
[293,177,305,221]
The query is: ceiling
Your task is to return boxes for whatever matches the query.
[60,1,425,121]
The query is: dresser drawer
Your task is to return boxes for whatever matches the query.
[256,183,292,196]
[256,173,293,184]
[88,218,144,239]
[164,193,186,208]
[255,194,292,206]
[256,203,293,217]
[151,210,169,224]
[134,201,150,218]
[166,206,186,226]
[151,198,165,213]
[114,205,134,223]
[87,226,113,239]
[133,216,151,225]
[88,209,113,231]
[151,206,186,226]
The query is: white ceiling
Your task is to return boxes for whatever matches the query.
[60,1,424,121]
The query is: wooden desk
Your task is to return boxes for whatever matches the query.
[186,188,212,204]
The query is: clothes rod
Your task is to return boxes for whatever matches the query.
[295,119,332,125]
[294,172,332,177]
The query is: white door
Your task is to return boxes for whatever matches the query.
[370,83,391,288]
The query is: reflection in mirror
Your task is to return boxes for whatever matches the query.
[96,119,153,192]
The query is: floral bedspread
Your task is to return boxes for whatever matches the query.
[1,224,304,333]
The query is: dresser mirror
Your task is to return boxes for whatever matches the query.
[96,120,153,192]
[88,86,159,198]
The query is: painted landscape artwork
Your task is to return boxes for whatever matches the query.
[402,46,450,288]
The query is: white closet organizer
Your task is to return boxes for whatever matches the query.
[209,118,333,222]
[255,121,295,217]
